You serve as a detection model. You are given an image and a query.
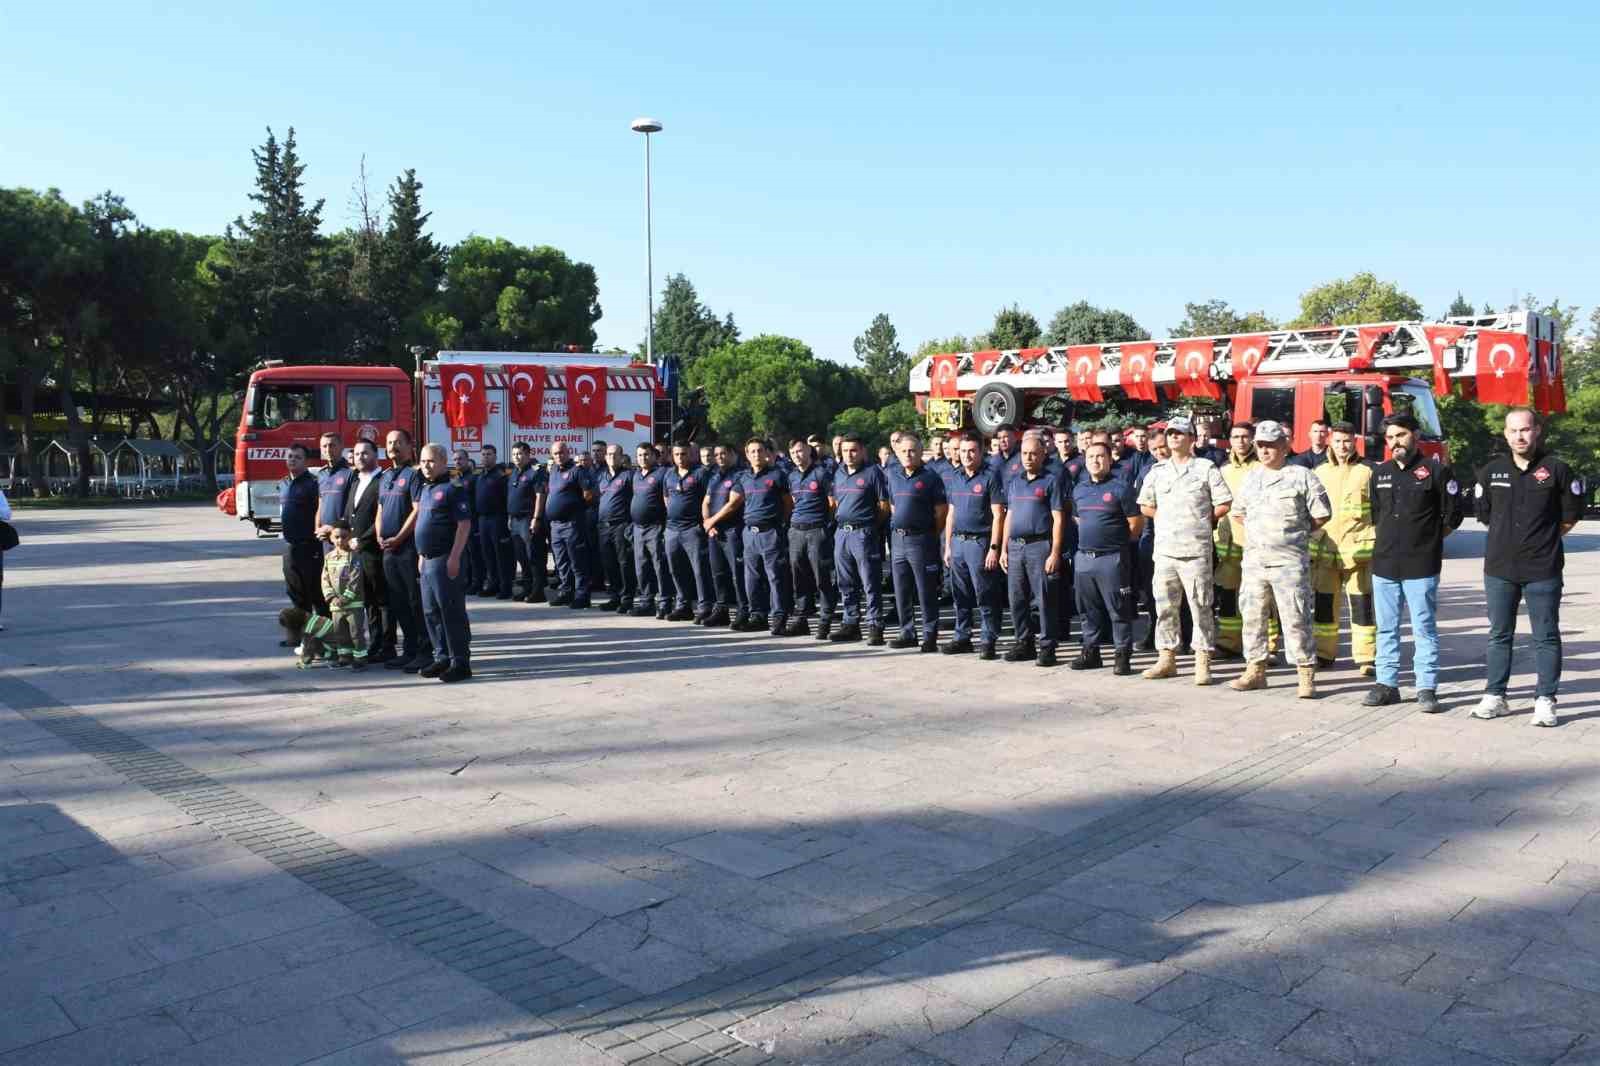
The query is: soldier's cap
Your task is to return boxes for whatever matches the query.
[1253,420,1288,443]
[1164,416,1195,436]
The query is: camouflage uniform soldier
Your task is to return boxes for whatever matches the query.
[1229,421,1332,698]
[1213,422,1258,656]
[1137,417,1232,685]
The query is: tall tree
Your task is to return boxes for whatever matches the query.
[1290,272,1422,327]
[1042,301,1148,346]
[428,236,600,351]
[979,304,1042,349]
[377,168,444,368]
[685,334,872,444]
[1171,299,1274,338]
[852,312,909,403]
[1445,292,1475,318]
[646,273,736,369]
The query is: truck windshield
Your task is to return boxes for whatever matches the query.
[1392,381,1444,438]
[253,383,334,429]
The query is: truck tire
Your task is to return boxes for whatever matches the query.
[971,383,1024,435]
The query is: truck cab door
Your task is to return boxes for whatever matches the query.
[1292,382,1327,454]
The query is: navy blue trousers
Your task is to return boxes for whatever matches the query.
[949,536,999,645]
[475,514,513,593]
[632,523,672,610]
[891,530,941,641]
[1075,548,1134,653]
[834,527,883,627]
[549,519,591,604]
[743,526,793,621]
[420,554,470,667]
[665,525,714,613]
[708,527,747,612]
[1007,538,1059,650]
[788,526,835,618]
[597,521,636,602]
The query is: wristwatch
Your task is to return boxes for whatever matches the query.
[989,543,1000,550]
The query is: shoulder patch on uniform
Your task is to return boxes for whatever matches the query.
[1474,483,1484,498]
[1574,480,1585,496]
[1446,479,1458,495]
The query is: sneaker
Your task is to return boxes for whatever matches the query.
[1531,696,1559,728]
[1416,689,1442,714]
[1471,694,1509,720]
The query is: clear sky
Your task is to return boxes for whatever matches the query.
[4,3,1596,361]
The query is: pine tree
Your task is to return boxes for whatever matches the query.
[225,127,326,358]
[378,168,443,366]
[648,274,737,368]
[852,312,909,403]
[1446,292,1475,318]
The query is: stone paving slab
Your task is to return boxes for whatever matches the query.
[0,507,1597,1064]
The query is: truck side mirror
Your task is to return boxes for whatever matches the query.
[1363,387,1385,458]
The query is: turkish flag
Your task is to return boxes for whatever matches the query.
[972,350,1001,375]
[1352,326,1389,371]
[1018,347,1048,362]
[1175,340,1221,399]
[1067,346,1103,403]
[1533,339,1568,414]
[930,354,960,399]
[1422,325,1465,398]
[1118,343,1158,402]
[505,364,546,428]
[1230,334,1269,380]
[442,364,486,429]
[1474,330,1529,406]
[564,365,609,428]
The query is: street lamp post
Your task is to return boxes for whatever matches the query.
[630,117,663,365]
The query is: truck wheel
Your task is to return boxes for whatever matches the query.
[971,383,1024,435]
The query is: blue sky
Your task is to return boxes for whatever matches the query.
[4,3,1596,361]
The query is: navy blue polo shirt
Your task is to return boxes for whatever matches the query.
[452,471,478,518]
[376,463,424,540]
[887,463,946,532]
[545,460,593,522]
[947,465,1002,535]
[415,477,472,558]
[832,465,887,526]
[706,467,741,529]
[595,467,632,524]
[736,466,789,527]
[1074,474,1140,551]
[987,450,1025,488]
[788,464,832,526]
[629,467,667,525]
[507,463,543,516]
[316,460,353,528]
[664,466,708,528]
[1060,456,1087,490]
[279,471,319,544]
[474,463,508,516]
[1006,470,1064,538]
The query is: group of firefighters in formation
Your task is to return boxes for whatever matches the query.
[273,404,1580,725]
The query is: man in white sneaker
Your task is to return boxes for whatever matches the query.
[1473,407,1582,727]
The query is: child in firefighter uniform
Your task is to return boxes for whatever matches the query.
[300,521,369,669]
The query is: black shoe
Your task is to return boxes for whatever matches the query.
[814,621,831,641]
[978,643,997,661]
[548,595,571,607]
[418,660,450,679]
[729,612,747,631]
[1003,642,1036,663]
[1113,650,1133,676]
[830,623,861,643]
[919,638,938,653]
[889,635,919,650]
[1037,647,1058,668]
[784,617,810,637]
[402,654,432,674]
[600,599,622,612]
[526,590,546,604]
[332,656,352,669]
[348,659,367,672]
[496,592,512,601]
[1363,684,1401,707]
[570,600,592,610]
[367,648,393,664]
[664,607,691,621]
[439,664,472,683]
[706,607,728,627]
[1416,688,1442,714]
[867,627,885,647]
[384,655,411,671]
[656,608,672,620]
[745,614,768,632]
[1211,647,1240,661]
[941,639,974,655]
[630,605,655,617]
[1070,648,1103,671]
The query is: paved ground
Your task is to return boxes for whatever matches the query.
[0,504,1598,1066]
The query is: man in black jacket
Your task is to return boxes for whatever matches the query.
[344,439,392,661]
[1473,407,1583,727]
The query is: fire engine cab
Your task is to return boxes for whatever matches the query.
[226,353,667,533]
[909,309,1565,463]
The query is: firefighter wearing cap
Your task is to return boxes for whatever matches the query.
[1228,420,1332,698]
[1213,421,1258,656]
[1311,421,1376,673]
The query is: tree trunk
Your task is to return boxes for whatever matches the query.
[60,351,92,498]
[16,360,39,498]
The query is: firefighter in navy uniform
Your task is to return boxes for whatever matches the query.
[313,431,353,549]
[942,432,1005,659]
[1071,440,1145,674]
[663,442,716,623]
[828,434,890,646]
[472,445,514,598]
[506,442,547,603]
[886,430,948,652]
[712,439,795,636]
[629,443,674,619]
[278,443,326,629]
[414,443,473,683]
[450,450,482,595]
[1000,432,1066,667]
[377,430,430,672]
[785,439,836,638]
[594,444,637,613]
[703,444,747,629]
[544,441,597,609]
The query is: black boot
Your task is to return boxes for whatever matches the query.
[1003,641,1036,663]
[941,639,974,655]
[1070,647,1103,671]
[978,643,997,661]
[667,606,693,622]
[867,626,885,647]
[889,634,919,649]
[830,622,861,643]
[1037,646,1058,667]
[814,619,831,641]
[1113,649,1133,675]
[784,616,810,638]
[708,606,730,627]
[599,598,622,612]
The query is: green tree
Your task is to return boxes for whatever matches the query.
[686,334,872,444]
[978,304,1042,349]
[1290,272,1422,327]
[915,334,972,357]
[428,236,600,351]
[1564,307,1600,391]
[1445,292,1475,318]
[852,312,910,404]
[875,398,921,439]
[1043,301,1149,346]
[829,405,882,449]
[647,273,736,369]
[1171,299,1274,338]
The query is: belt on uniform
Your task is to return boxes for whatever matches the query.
[954,531,989,540]
[893,527,932,536]
[746,523,779,533]
[790,522,824,531]
[1077,547,1124,557]
[837,522,873,532]
[1009,532,1050,544]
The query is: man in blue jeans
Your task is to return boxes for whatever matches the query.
[1364,413,1462,713]
[1473,407,1583,727]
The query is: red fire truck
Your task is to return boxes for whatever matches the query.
[223,353,667,533]
[909,309,1565,463]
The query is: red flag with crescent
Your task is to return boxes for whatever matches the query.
[1018,347,1048,362]
[930,354,960,399]
[1175,340,1221,399]
[1230,334,1269,380]
[1473,330,1529,406]
[1118,343,1158,402]
[442,364,486,429]
[565,365,609,428]
[972,349,1001,375]
[1352,326,1388,371]
[1532,338,1567,414]
[1067,346,1103,403]
[505,365,546,428]
[1422,325,1465,398]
